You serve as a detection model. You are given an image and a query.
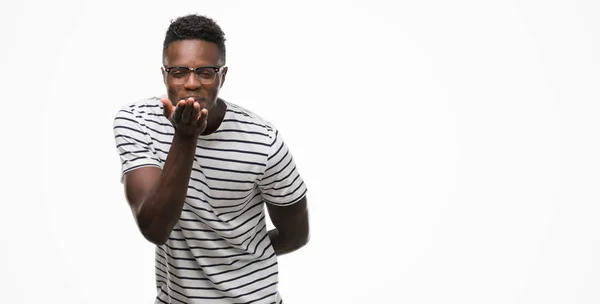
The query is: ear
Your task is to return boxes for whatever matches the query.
[219,66,228,88]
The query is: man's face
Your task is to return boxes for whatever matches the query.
[162,39,227,111]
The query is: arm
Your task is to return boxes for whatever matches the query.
[115,97,208,245]
[266,196,310,256]
[258,128,310,256]
[124,133,198,245]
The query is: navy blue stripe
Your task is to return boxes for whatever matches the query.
[261,174,300,192]
[196,154,266,167]
[185,181,255,202]
[166,274,277,300]
[122,156,148,165]
[113,125,146,137]
[197,165,262,176]
[227,108,251,117]
[190,174,255,192]
[119,149,151,158]
[263,180,304,198]
[217,198,263,219]
[114,134,150,146]
[214,129,270,137]
[115,142,136,149]
[267,139,285,161]
[117,109,134,115]
[263,159,294,182]
[130,104,161,108]
[123,163,160,173]
[267,149,289,171]
[179,212,263,234]
[165,255,275,285]
[222,118,268,129]
[202,138,271,147]
[114,116,138,125]
[180,198,262,224]
[146,124,174,136]
[208,251,274,277]
[203,174,256,184]
[181,195,262,225]
[168,270,277,293]
[169,230,225,242]
[136,111,164,117]
[264,188,307,206]
[156,247,273,277]
[176,218,258,243]
[187,170,255,192]
[241,291,279,304]
[158,230,270,268]
[165,232,268,259]
[197,145,268,157]
[145,117,172,128]
[266,163,296,185]
[156,266,167,276]
[183,192,248,211]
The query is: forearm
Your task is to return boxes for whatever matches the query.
[137,133,198,244]
[266,197,310,256]
[268,228,308,256]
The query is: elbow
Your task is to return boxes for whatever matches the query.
[142,230,169,245]
[293,232,310,250]
[300,224,311,247]
[292,224,310,250]
[301,233,310,248]
[136,213,170,245]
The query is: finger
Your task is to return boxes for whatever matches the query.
[160,96,174,118]
[198,108,208,122]
[181,99,194,123]
[190,102,200,123]
[173,100,186,123]
[197,108,209,130]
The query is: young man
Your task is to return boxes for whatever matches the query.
[113,14,309,304]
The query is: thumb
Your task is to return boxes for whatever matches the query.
[160,96,175,118]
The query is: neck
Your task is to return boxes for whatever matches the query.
[201,98,227,136]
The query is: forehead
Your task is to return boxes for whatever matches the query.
[164,39,221,67]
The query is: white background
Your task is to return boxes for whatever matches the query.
[1,0,599,303]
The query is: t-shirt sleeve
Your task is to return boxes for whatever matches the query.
[113,106,162,183]
[258,129,308,206]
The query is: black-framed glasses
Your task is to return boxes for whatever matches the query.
[163,65,225,85]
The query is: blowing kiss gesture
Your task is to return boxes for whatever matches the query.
[161,96,208,138]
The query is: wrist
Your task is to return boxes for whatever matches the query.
[173,130,200,144]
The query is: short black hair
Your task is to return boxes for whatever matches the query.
[162,14,227,65]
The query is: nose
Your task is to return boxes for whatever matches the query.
[183,72,201,90]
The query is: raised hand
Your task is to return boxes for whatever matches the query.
[161,96,208,138]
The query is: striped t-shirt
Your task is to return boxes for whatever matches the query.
[113,96,308,304]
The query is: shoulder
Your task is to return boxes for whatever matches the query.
[113,96,167,138]
[222,100,278,140]
[114,96,164,125]
[115,96,163,117]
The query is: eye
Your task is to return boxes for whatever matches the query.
[199,72,214,79]
[169,68,189,78]
[196,68,216,79]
